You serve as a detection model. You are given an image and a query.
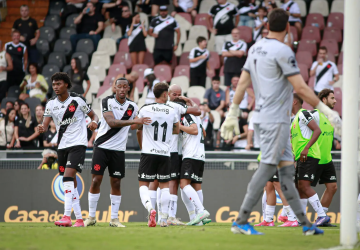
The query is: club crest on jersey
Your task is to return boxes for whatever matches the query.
[69,103,76,112]
[127,109,133,116]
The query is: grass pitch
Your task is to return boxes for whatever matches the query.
[0,222,355,250]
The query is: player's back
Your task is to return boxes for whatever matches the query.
[182,114,205,161]
[244,38,300,124]
[138,103,178,156]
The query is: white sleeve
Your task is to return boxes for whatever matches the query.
[189,48,195,59]
[299,110,315,126]
[44,101,52,117]
[101,97,112,113]
[291,3,301,14]
[138,108,144,118]
[275,46,300,77]
[79,97,91,114]
[310,61,318,70]
[221,42,228,52]
[333,63,339,74]
[240,42,247,52]
[132,104,139,119]
[173,111,179,123]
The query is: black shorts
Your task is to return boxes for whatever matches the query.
[269,170,279,182]
[190,71,206,87]
[180,158,205,184]
[152,0,169,6]
[153,49,173,65]
[289,21,299,26]
[138,153,171,182]
[91,147,125,179]
[170,152,181,180]
[311,161,337,187]
[295,156,319,182]
[57,145,86,175]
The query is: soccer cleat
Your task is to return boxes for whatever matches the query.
[109,218,126,227]
[303,224,324,235]
[54,215,72,227]
[315,216,330,226]
[72,219,84,227]
[160,221,168,227]
[254,220,274,227]
[279,220,299,227]
[202,218,212,225]
[194,221,204,226]
[167,217,185,226]
[231,222,264,235]
[148,209,157,227]
[84,216,96,227]
[278,215,288,223]
[186,210,210,226]
[318,222,337,227]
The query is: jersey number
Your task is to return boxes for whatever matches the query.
[151,121,167,142]
[200,124,205,144]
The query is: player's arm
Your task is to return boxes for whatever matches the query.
[38,116,52,133]
[104,112,151,128]
[87,110,99,131]
[180,123,198,135]
[136,129,143,149]
[246,87,255,110]
[300,119,321,162]
[172,121,180,135]
[202,127,206,137]
[178,96,201,116]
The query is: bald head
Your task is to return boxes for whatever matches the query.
[168,85,182,101]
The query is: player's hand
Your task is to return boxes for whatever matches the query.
[300,148,308,162]
[135,117,152,125]
[37,124,45,133]
[15,140,21,148]
[88,121,98,131]
[316,101,342,137]
[88,140,93,148]
[220,103,241,140]
[152,33,158,38]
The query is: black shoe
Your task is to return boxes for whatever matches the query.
[318,222,337,227]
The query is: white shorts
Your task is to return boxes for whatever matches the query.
[254,123,294,165]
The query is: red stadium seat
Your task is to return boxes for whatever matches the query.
[320,39,339,56]
[337,64,343,75]
[296,51,313,69]
[301,26,321,43]
[108,64,127,76]
[327,12,344,30]
[290,26,298,42]
[338,51,343,65]
[219,65,224,76]
[174,65,190,78]
[208,52,220,70]
[308,76,315,88]
[132,64,149,93]
[178,13,192,25]
[303,102,313,110]
[326,51,336,63]
[97,76,112,97]
[298,63,309,82]
[179,52,190,66]
[237,26,253,43]
[144,51,155,68]
[333,87,342,116]
[190,97,200,106]
[154,64,172,82]
[194,13,211,30]
[171,54,178,69]
[323,27,342,43]
[113,51,132,69]
[118,38,129,52]
[298,39,317,57]
[305,13,325,30]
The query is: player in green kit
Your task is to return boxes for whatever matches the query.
[291,93,330,226]
[310,89,338,227]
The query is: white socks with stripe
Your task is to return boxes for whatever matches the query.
[149,190,157,211]
[181,189,196,220]
[88,192,100,218]
[63,181,74,217]
[265,205,275,222]
[169,194,178,218]
[139,186,153,213]
[308,194,326,217]
[110,194,121,220]
[182,185,204,214]
[160,188,171,222]
[72,188,82,220]
[283,205,297,221]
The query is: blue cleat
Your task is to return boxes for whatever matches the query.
[302,224,324,235]
[231,222,264,235]
[315,216,330,226]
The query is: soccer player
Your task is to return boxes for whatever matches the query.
[131,82,180,227]
[291,93,330,226]
[84,78,151,228]
[221,8,341,235]
[311,89,338,227]
[175,98,210,226]
[38,72,99,227]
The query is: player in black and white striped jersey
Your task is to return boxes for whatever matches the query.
[189,36,213,87]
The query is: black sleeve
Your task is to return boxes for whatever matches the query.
[13,19,19,29]
[102,96,112,113]
[184,114,196,125]
[84,73,90,81]
[33,19,39,30]
[97,13,105,22]
[32,116,38,127]
[14,118,19,127]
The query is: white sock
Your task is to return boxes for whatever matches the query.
[284,205,297,221]
[110,194,121,219]
[72,188,82,220]
[281,205,287,217]
[181,189,196,220]
[300,198,308,215]
[308,194,326,217]
[182,185,204,214]
[169,194,178,218]
[149,190,157,210]
[63,181,74,217]
[323,207,328,214]
[160,188,171,221]
[139,186,153,213]
[88,192,100,218]
[357,194,360,222]
[157,187,162,223]
[197,190,203,204]
[261,191,267,218]
[265,205,275,222]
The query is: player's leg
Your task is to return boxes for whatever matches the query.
[156,155,172,227]
[168,152,182,225]
[138,154,157,227]
[271,174,291,223]
[261,190,267,220]
[149,180,161,224]
[108,151,126,227]
[256,181,275,226]
[273,181,298,227]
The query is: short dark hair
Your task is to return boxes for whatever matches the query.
[318,88,334,101]
[20,4,29,9]
[12,29,21,36]
[319,46,328,53]
[269,3,277,9]
[268,8,289,32]
[115,77,129,85]
[51,72,72,89]
[197,36,206,45]
[87,1,95,7]
[132,12,139,18]
[258,6,267,12]
[28,62,39,74]
[153,82,169,98]
[212,76,220,82]
[293,93,303,105]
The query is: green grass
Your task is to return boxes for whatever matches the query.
[0,222,356,250]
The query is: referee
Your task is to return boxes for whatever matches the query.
[148,6,180,65]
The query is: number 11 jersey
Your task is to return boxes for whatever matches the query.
[138,103,179,156]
